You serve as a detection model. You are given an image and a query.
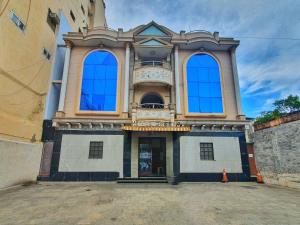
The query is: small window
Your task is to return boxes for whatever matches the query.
[47,8,59,32]
[89,141,103,159]
[70,10,75,22]
[81,4,85,15]
[42,48,51,60]
[9,11,25,31]
[200,143,214,160]
[78,27,82,33]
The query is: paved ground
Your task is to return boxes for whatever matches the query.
[0,182,299,225]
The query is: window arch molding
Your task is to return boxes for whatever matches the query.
[182,51,226,117]
[76,48,121,115]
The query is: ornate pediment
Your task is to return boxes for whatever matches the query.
[138,25,168,36]
[135,21,171,37]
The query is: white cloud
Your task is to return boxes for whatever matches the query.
[105,0,300,115]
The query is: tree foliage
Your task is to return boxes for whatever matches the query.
[255,95,300,125]
[273,95,300,113]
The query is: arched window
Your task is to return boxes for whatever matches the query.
[186,53,223,113]
[140,92,164,109]
[80,50,118,111]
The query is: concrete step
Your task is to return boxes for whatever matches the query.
[117,177,168,184]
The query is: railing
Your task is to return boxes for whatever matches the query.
[134,60,171,70]
[141,60,163,66]
[186,30,212,35]
[140,103,165,109]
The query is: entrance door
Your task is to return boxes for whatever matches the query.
[138,137,166,177]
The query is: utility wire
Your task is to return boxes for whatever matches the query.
[3,59,44,72]
[24,0,31,26]
[0,59,47,97]
[0,0,9,17]
[236,36,300,41]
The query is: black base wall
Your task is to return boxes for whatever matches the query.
[41,130,253,183]
[178,173,255,182]
[38,172,119,181]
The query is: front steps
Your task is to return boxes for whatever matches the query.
[117,177,168,184]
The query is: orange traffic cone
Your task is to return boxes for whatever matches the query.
[257,171,264,183]
[222,169,228,183]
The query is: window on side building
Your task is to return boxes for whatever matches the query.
[80,50,118,112]
[81,4,85,15]
[89,141,103,159]
[47,8,59,32]
[200,143,214,160]
[9,11,25,32]
[186,54,223,113]
[70,10,75,22]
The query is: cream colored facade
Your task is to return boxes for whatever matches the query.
[56,21,245,125]
[0,0,106,188]
[0,0,106,142]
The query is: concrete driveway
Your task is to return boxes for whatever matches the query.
[0,182,299,225]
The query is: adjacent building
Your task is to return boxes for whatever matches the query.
[0,0,106,188]
[39,21,253,183]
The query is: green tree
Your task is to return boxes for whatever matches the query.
[273,95,300,113]
[254,95,300,125]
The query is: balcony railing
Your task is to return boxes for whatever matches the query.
[134,60,171,70]
[141,60,163,66]
[140,103,165,109]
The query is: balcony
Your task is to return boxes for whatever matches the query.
[131,103,175,122]
[133,61,173,86]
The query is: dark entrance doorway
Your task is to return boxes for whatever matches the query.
[138,137,166,177]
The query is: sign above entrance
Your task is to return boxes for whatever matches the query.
[122,121,191,132]
[122,126,190,132]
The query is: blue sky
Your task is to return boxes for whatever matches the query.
[105,0,300,118]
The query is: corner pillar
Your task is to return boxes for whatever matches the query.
[174,45,182,114]
[58,42,72,113]
[230,47,244,118]
[123,43,130,113]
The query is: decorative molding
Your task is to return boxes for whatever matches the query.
[136,109,172,120]
[133,66,173,86]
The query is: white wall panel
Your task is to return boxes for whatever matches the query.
[180,136,242,173]
[59,134,123,177]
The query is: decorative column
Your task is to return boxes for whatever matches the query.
[58,42,72,113]
[230,47,243,117]
[123,43,130,113]
[174,45,182,114]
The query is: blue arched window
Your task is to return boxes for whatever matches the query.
[186,54,223,113]
[80,50,118,111]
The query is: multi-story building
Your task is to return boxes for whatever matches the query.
[0,0,106,188]
[39,21,253,183]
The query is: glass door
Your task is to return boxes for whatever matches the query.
[138,137,166,177]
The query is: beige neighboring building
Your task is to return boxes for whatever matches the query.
[0,0,106,188]
[38,21,253,184]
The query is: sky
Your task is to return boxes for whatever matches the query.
[105,0,300,118]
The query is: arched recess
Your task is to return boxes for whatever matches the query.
[185,53,224,114]
[79,50,118,112]
[140,92,164,109]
